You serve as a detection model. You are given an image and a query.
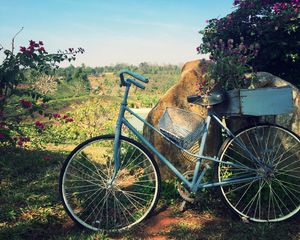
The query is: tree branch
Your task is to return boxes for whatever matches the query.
[12,27,24,54]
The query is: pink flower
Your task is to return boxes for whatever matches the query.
[53,113,61,119]
[35,121,45,130]
[39,41,44,45]
[0,133,6,139]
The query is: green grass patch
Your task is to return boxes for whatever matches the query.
[0,147,109,240]
[1,147,299,240]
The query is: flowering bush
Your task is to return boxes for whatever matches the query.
[198,0,300,87]
[196,38,259,94]
[0,30,84,147]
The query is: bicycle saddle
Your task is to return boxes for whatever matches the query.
[187,89,226,106]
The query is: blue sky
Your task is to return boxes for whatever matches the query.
[0,0,234,66]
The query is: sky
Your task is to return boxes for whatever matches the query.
[0,0,234,67]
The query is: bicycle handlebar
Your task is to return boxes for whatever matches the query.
[126,78,145,90]
[119,69,149,89]
[119,69,149,83]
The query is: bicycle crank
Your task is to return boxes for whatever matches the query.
[176,170,198,203]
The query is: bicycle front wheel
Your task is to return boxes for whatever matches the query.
[59,135,161,231]
[217,124,300,222]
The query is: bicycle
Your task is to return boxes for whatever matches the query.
[59,69,300,232]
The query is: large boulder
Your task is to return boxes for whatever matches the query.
[254,72,300,135]
[143,60,300,179]
[143,60,222,179]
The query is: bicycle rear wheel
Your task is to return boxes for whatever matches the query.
[217,124,300,222]
[59,135,161,231]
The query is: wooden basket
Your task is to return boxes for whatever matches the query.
[214,86,293,116]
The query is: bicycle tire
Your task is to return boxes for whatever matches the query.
[59,134,161,231]
[217,124,300,222]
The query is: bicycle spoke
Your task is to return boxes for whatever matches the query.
[78,152,109,180]
[119,190,151,203]
[273,142,300,168]
[80,188,107,222]
[223,180,254,195]
[65,171,105,187]
[65,187,101,196]
[233,180,256,208]
[68,164,103,183]
[243,181,267,217]
[253,179,263,219]
[275,172,300,179]
[275,179,299,208]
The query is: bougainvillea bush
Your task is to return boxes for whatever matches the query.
[198,0,300,87]
[0,31,84,147]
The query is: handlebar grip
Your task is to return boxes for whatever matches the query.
[119,69,149,83]
[126,78,145,90]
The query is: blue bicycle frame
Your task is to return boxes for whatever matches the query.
[112,79,262,193]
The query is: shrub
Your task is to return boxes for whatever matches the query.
[0,28,84,147]
[198,0,300,86]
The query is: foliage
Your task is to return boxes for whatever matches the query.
[0,30,84,147]
[21,98,119,145]
[197,39,258,94]
[199,0,300,86]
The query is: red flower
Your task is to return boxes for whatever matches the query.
[65,117,74,123]
[29,40,36,46]
[19,99,32,108]
[39,41,44,45]
[20,137,30,142]
[20,46,27,53]
[43,156,51,161]
[38,47,45,53]
[27,45,35,53]
[0,133,6,139]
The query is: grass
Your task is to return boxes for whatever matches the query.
[0,147,108,240]
[1,147,300,240]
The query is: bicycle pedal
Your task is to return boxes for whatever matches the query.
[179,200,187,212]
[241,216,250,223]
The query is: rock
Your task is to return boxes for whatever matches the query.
[143,61,300,180]
[143,60,222,179]
[254,72,300,135]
